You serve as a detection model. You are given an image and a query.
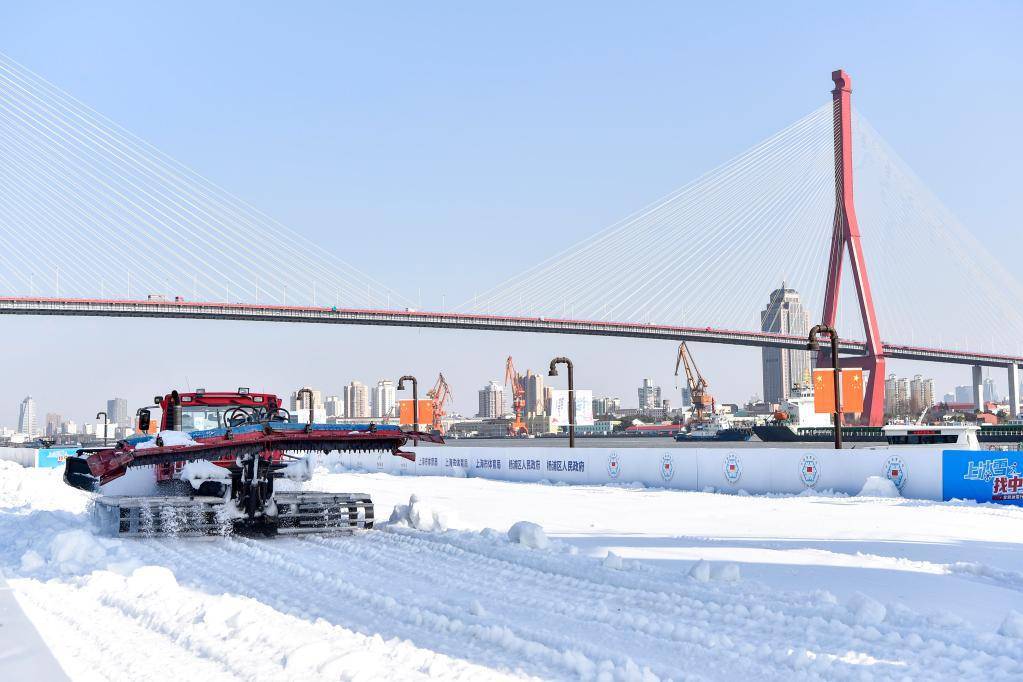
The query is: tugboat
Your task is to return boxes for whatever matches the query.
[674,413,752,442]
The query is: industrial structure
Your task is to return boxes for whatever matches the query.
[504,356,528,435]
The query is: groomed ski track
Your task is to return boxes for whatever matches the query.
[3,462,1023,680]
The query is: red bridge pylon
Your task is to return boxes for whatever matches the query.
[820,69,886,426]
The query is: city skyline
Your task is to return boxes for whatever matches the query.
[8,363,1018,440]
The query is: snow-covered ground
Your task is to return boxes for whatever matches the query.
[3,458,1023,680]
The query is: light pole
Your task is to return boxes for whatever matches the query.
[96,411,109,446]
[548,356,575,448]
[297,388,314,431]
[397,375,418,444]
[807,324,843,450]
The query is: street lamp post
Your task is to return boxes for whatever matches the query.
[548,356,575,448]
[297,388,314,431]
[96,411,109,446]
[397,375,418,444]
[807,324,843,450]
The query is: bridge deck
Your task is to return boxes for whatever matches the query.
[1,297,1019,368]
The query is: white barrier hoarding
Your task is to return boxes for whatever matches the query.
[358,445,945,501]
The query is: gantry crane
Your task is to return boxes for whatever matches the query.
[504,356,528,435]
[674,342,715,424]
[426,373,453,434]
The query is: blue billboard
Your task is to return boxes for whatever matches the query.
[942,450,1023,505]
[36,448,79,469]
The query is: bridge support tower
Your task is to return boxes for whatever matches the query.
[1009,363,1020,418]
[972,365,984,413]
[820,69,886,426]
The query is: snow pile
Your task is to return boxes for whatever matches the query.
[281,456,314,482]
[712,563,741,582]
[135,430,201,450]
[857,475,901,498]
[999,611,1023,639]
[603,551,623,570]
[507,521,549,549]
[688,559,741,582]
[688,559,711,582]
[28,529,138,576]
[847,592,887,625]
[388,494,453,532]
[179,461,230,490]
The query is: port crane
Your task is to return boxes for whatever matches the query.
[426,372,453,434]
[504,356,528,435]
[674,342,715,424]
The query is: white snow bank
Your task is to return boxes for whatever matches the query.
[135,430,201,450]
[507,521,549,550]
[857,475,901,498]
[388,495,453,532]
[847,592,887,625]
[179,460,231,490]
[999,611,1023,638]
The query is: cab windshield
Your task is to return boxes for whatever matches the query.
[179,405,266,430]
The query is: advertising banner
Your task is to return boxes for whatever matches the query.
[399,400,434,428]
[942,449,1023,505]
[549,390,594,427]
[36,447,78,468]
[812,368,864,414]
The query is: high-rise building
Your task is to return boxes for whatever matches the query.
[942,392,955,404]
[290,387,324,412]
[106,398,128,426]
[592,396,621,416]
[324,395,344,419]
[478,381,504,418]
[18,396,38,437]
[45,412,62,437]
[909,375,935,416]
[372,380,396,418]
[983,378,999,403]
[525,371,545,416]
[344,381,371,419]
[884,374,898,415]
[637,379,661,410]
[760,283,811,404]
[954,385,973,404]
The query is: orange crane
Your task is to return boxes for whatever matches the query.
[674,342,716,424]
[504,356,528,435]
[426,372,452,434]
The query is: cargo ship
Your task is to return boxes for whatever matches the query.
[752,389,1023,445]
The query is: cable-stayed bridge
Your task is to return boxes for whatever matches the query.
[0,53,1020,423]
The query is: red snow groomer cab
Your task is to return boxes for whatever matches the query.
[64,387,442,537]
[149,389,289,484]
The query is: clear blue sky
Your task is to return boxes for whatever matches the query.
[0,1,1020,424]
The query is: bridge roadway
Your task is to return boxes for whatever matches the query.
[1,297,1020,371]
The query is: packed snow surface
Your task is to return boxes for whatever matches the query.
[3,459,1023,680]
